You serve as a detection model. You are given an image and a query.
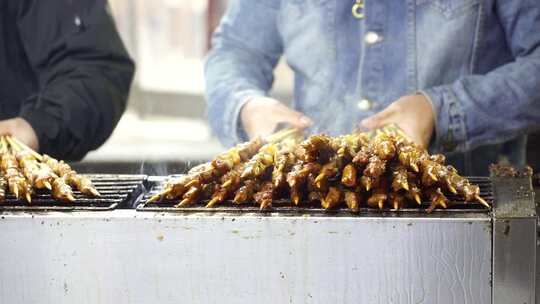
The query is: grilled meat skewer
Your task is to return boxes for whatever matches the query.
[321,186,343,210]
[42,155,100,197]
[1,153,30,202]
[254,181,274,210]
[425,188,449,213]
[207,165,245,208]
[234,179,260,205]
[16,151,55,190]
[51,176,75,202]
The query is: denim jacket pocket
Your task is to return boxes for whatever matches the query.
[416,0,480,19]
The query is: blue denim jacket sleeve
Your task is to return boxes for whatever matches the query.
[204,0,283,147]
[422,0,540,153]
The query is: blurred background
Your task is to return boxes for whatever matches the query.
[76,0,294,174]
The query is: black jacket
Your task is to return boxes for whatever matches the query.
[0,0,135,160]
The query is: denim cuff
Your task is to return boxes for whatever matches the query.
[229,90,266,144]
[420,86,468,153]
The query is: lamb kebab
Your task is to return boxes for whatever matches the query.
[147,137,265,204]
[0,174,6,202]
[145,126,490,212]
[206,164,245,208]
[0,137,31,202]
[41,155,100,197]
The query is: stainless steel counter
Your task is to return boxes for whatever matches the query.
[0,211,492,304]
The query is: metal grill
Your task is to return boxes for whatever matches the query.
[137,176,493,214]
[0,174,147,212]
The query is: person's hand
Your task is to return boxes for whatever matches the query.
[360,94,435,148]
[241,97,313,139]
[0,117,39,151]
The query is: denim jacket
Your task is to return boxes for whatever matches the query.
[205,0,540,175]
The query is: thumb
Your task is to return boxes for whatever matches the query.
[0,120,13,136]
[276,107,313,129]
[360,108,394,130]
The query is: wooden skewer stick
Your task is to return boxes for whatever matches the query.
[265,128,303,144]
[5,136,21,153]
[0,136,8,154]
[414,194,421,205]
[475,195,491,209]
[8,136,43,161]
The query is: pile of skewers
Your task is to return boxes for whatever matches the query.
[0,136,100,203]
[146,128,490,212]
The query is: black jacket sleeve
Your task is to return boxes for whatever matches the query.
[16,0,135,161]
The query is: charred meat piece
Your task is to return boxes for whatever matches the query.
[371,133,396,160]
[315,159,340,190]
[52,176,75,203]
[430,154,446,164]
[234,179,260,204]
[352,148,371,168]
[344,190,363,212]
[360,175,380,192]
[298,135,333,163]
[420,160,440,187]
[287,162,321,205]
[341,163,357,188]
[212,138,264,175]
[397,145,426,173]
[405,180,422,205]
[363,156,386,179]
[321,186,343,210]
[42,155,100,197]
[17,151,55,190]
[1,153,29,201]
[0,175,6,202]
[150,138,264,204]
[445,168,489,208]
[389,192,407,210]
[207,165,244,208]
[367,189,388,210]
[425,188,449,213]
[391,166,409,192]
[176,186,202,207]
[254,181,274,210]
[272,148,297,189]
[241,143,278,180]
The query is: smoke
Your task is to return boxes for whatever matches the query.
[137,159,199,176]
[138,160,166,176]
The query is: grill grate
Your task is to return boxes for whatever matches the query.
[0,174,147,212]
[137,176,493,214]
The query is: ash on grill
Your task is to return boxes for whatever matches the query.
[0,175,147,211]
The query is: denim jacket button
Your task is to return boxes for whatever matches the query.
[364,32,381,44]
[357,99,374,110]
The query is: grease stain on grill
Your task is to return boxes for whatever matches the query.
[503,221,511,236]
